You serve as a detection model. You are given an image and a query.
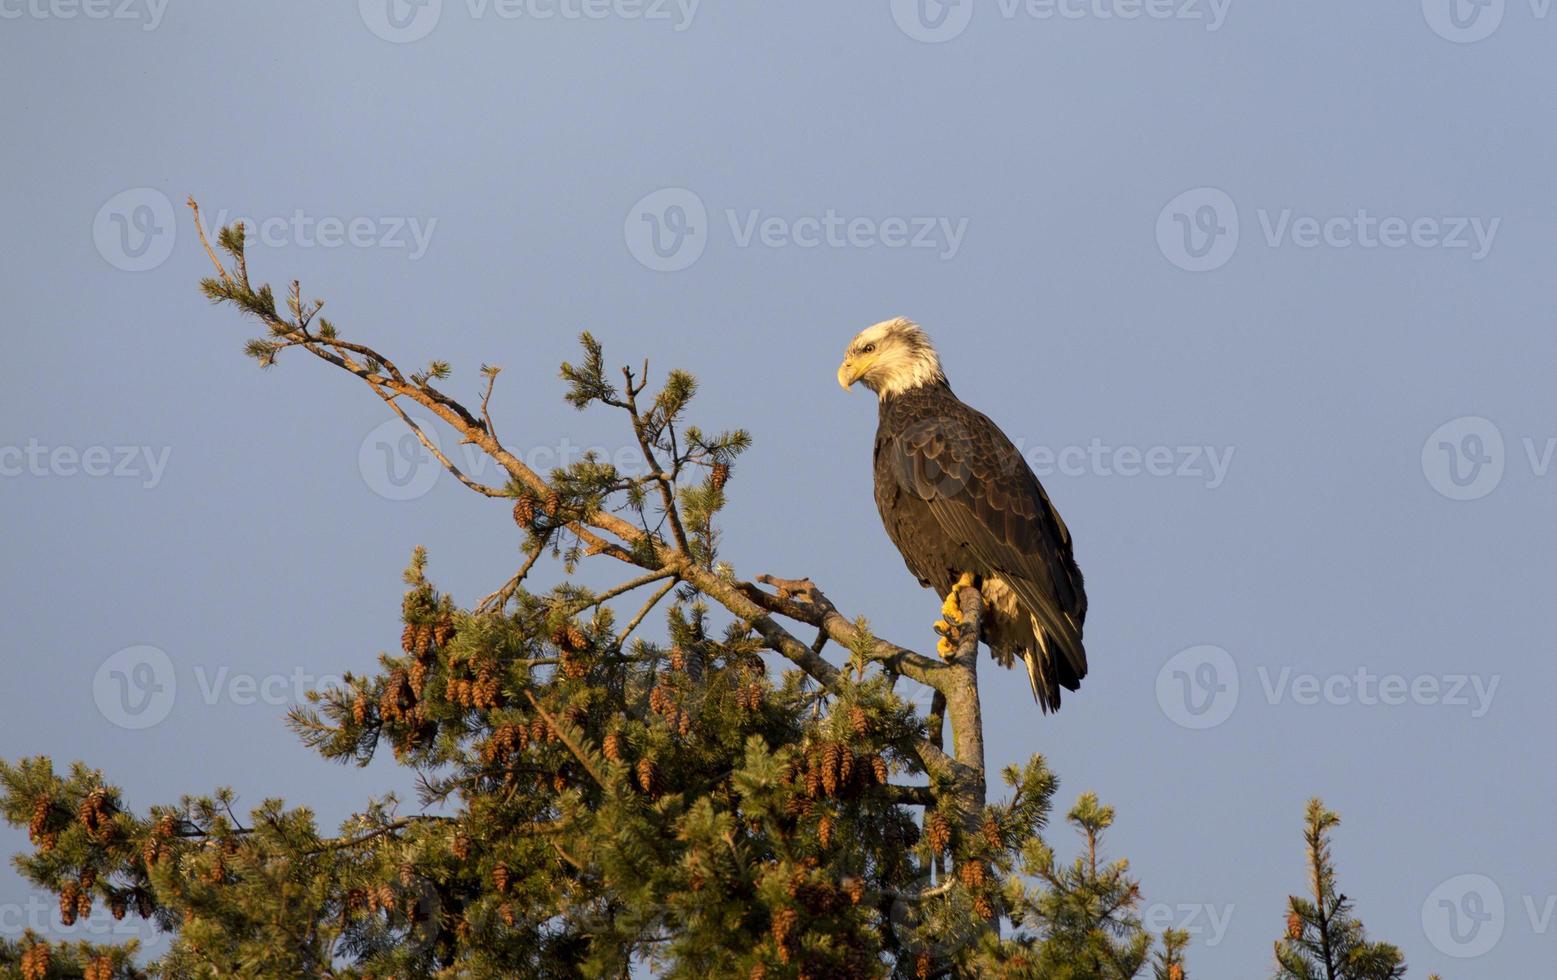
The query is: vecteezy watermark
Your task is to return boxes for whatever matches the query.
[93,188,177,272]
[93,645,178,729]
[1420,415,1557,501]
[1256,666,1499,717]
[357,415,652,501]
[1156,187,1500,272]
[0,440,171,489]
[1142,903,1235,947]
[1156,645,1239,729]
[1423,874,1506,957]
[193,207,437,261]
[891,0,1231,43]
[93,188,437,272]
[1158,646,1501,729]
[1422,875,1557,958]
[359,0,699,42]
[92,645,347,730]
[0,0,169,30]
[1416,0,1557,43]
[1422,416,1504,500]
[1015,438,1234,489]
[624,187,969,272]
[0,895,160,941]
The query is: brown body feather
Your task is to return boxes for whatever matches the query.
[872,381,1087,711]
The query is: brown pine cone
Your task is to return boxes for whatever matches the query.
[60,880,80,925]
[870,754,890,785]
[491,862,511,894]
[29,797,51,843]
[821,743,841,798]
[401,623,416,654]
[817,815,833,849]
[982,815,1002,849]
[432,618,455,647]
[926,812,951,856]
[544,490,561,516]
[603,731,623,762]
[636,757,660,795]
[958,858,986,890]
[513,495,536,528]
[849,705,869,737]
[770,907,798,963]
[803,765,821,799]
[710,462,730,492]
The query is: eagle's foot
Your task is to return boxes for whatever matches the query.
[940,590,963,623]
[933,573,977,659]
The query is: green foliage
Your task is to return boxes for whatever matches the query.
[1,257,1424,978]
[1272,799,1408,980]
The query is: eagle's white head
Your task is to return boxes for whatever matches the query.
[837,317,946,400]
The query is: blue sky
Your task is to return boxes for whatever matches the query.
[2,1,1554,974]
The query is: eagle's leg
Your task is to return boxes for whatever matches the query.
[933,572,977,658]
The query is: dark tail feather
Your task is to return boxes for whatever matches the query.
[1022,608,1087,714]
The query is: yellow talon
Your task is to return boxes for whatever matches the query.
[935,573,977,660]
[940,591,962,623]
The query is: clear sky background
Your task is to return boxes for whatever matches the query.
[2,1,1554,975]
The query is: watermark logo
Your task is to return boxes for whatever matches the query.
[625,187,708,272]
[1142,903,1235,947]
[1422,0,1505,42]
[892,0,1230,41]
[1422,416,1504,501]
[361,0,698,41]
[359,416,443,501]
[93,645,177,730]
[1018,439,1234,489]
[194,208,438,260]
[1157,187,1239,272]
[1158,188,1500,270]
[1157,645,1238,729]
[0,0,169,30]
[1423,874,1505,957]
[0,441,171,489]
[360,0,443,42]
[891,0,974,42]
[1257,667,1498,717]
[93,188,176,272]
[625,186,970,271]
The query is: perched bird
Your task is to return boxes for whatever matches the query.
[837,317,1087,711]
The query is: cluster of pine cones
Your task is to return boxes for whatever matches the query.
[59,876,90,925]
[790,742,889,804]
[511,489,562,530]
[28,796,57,851]
[18,945,50,980]
[78,788,116,843]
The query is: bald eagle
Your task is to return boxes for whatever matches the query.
[837,317,1087,712]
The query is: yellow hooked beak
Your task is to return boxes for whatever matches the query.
[837,355,868,391]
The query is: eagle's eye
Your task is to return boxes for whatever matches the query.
[861,343,876,354]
